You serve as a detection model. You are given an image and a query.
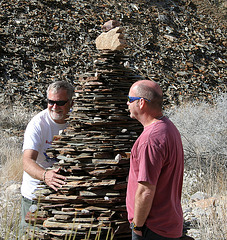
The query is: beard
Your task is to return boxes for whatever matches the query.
[49,110,64,122]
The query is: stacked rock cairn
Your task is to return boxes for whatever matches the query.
[27,20,144,240]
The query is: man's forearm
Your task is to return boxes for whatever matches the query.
[23,149,45,180]
[23,157,45,180]
[133,182,156,227]
[23,149,66,191]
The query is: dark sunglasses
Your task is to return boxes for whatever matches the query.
[127,96,151,103]
[47,99,69,106]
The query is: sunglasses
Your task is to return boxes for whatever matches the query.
[127,96,151,103]
[47,99,69,106]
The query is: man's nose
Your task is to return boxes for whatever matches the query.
[52,103,58,109]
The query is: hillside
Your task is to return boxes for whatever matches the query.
[0,0,226,110]
[0,1,226,239]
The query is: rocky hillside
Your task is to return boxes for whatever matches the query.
[0,0,226,110]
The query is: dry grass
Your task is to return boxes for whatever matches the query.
[198,195,227,239]
[0,131,23,182]
[0,106,37,183]
[0,106,37,240]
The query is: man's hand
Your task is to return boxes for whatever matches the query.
[44,168,66,191]
[23,149,66,191]
[133,229,142,236]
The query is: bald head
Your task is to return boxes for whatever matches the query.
[131,80,163,110]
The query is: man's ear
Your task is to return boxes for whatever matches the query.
[70,100,74,107]
[139,98,146,109]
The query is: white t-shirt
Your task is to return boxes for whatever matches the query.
[21,109,67,200]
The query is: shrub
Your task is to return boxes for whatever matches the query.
[165,92,227,240]
[165,92,226,194]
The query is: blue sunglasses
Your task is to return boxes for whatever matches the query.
[128,96,151,103]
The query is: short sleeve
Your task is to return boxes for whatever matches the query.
[137,141,164,186]
[23,119,42,152]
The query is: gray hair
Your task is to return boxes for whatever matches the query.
[47,81,74,100]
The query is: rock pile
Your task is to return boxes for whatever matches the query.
[0,0,226,110]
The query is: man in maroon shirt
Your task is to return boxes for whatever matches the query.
[126,80,184,240]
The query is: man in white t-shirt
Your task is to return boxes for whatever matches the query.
[20,81,74,234]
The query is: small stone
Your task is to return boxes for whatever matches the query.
[190,191,208,202]
[115,154,122,161]
[101,20,121,32]
[29,204,38,213]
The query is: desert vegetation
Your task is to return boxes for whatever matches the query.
[0,93,226,239]
[167,93,227,197]
[0,107,37,240]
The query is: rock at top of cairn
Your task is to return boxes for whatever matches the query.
[96,20,127,51]
[101,20,121,32]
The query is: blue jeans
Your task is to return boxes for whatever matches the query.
[132,225,180,240]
